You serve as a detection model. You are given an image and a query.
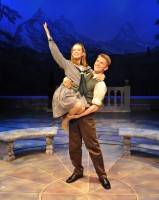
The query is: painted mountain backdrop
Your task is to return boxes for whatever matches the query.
[1,8,152,54]
[0,8,159,96]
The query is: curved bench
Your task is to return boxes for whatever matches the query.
[0,127,58,161]
[119,127,159,156]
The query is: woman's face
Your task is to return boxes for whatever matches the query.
[71,44,84,60]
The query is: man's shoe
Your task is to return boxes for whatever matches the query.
[99,178,111,189]
[66,174,83,183]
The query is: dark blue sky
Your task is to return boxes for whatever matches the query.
[2,0,159,44]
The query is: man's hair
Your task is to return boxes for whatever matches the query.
[98,53,111,66]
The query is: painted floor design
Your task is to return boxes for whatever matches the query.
[0,110,159,200]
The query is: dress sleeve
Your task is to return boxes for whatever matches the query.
[92,81,107,106]
[48,38,68,70]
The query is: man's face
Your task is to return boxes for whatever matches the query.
[94,56,108,74]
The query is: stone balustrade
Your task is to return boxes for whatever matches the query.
[100,85,131,112]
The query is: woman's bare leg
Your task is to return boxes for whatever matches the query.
[62,102,85,131]
[69,102,85,115]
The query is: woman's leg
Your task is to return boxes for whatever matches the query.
[69,102,85,115]
[62,102,85,131]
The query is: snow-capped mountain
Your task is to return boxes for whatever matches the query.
[13,8,111,54]
[10,8,151,54]
[109,22,150,53]
[53,15,77,35]
[13,8,54,52]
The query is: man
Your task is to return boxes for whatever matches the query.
[65,53,111,189]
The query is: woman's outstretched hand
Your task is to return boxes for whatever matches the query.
[43,22,50,38]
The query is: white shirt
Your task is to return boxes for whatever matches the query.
[92,81,107,106]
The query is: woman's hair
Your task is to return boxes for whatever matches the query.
[71,43,88,68]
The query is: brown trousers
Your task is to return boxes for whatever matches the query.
[69,113,107,179]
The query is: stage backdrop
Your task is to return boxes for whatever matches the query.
[0,0,159,96]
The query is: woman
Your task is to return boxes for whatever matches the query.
[43,22,104,130]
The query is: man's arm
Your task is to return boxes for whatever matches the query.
[68,81,106,119]
[69,104,99,119]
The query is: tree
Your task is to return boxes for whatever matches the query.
[155,0,159,40]
[0,0,21,24]
[146,46,151,56]
[0,0,22,93]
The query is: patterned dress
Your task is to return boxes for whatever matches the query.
[48,39,91,118]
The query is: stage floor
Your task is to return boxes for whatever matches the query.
[0,110,159,200]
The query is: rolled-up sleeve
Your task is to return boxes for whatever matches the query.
[92,82,107,106]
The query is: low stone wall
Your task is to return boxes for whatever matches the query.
[0,96,159,111]
[0,96,49,110]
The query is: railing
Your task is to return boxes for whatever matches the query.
[99,84,131,112]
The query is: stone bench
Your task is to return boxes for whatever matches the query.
[119,127,159,156]
[0,127,58,161]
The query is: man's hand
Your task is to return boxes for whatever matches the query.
[93,73,105,81]
[67,114,80,119]
[63,77,72,88]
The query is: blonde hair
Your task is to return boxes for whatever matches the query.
[98,53,111,67]
[71,43,88,68]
